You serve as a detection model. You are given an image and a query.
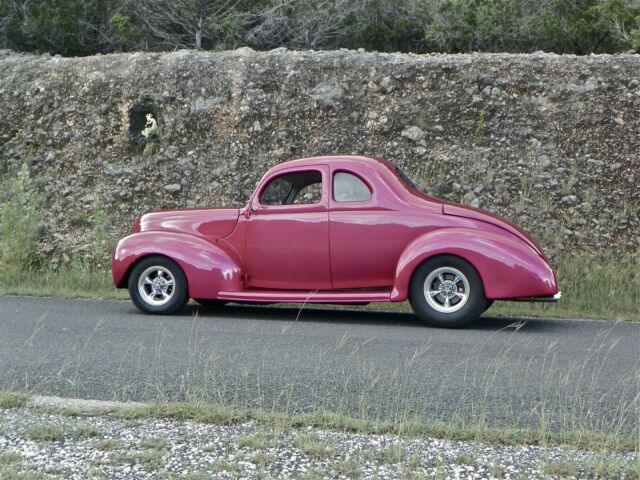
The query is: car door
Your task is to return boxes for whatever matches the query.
[329,169,405,289]
[245,165,332,290]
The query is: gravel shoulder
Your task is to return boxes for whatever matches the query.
[1,397,637,480]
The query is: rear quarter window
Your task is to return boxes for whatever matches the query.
[333,172,372,202]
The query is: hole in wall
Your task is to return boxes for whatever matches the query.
[128,101,160,152]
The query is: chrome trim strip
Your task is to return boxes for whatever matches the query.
[510,292,561,303]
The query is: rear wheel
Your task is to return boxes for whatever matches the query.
[409,255,487,328]
[128,256,189,315]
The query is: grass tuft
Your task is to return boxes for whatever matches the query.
[333,459,361,478]
[0,392,30,409]
[94,439,125,451]
[24,424,64,443]
[377,443,406,464]
[236,432,277,450]
[0,452,22,465]
[454,452,477,467]
[112,451,164,471]
[0,469,44,480]
[541,459,579,477]
[72,425,103,439]
[250,452,275,467]
[139,436,168,450]
[211,460,241,473]
[293,433,336,460]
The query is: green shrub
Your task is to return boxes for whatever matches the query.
[0,164,42,270]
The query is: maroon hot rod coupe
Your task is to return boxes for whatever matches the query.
[112,156,559,327]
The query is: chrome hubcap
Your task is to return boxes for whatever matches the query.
[138,266,175,306]
[423,267,470,314]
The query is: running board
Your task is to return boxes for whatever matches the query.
[217,289,392,304]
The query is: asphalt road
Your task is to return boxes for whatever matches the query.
[0,296,638,431]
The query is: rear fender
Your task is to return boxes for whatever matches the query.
[112,231,243,299]
[391,228,557,301]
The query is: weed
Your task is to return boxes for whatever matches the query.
[113,450,164,471]
[474,110,486,146]
[333,459,361,478]
[585,456,634,479]
[541,459,579,477]
[94,439,125,451]
[139,436,168,450]
[0,164,42,269]
[107,400,637,452]
[454,453,477,467]
[294,470,328,480]
[91,197,113,269]
[115,401,242,424]
[251,452,275,467]
[489,463,504,478]
[625,461,640,480]
[211,460,241,473]
[236,432,277,450]
[176,474,214,480]
[25,424,64,442]
[0,469,44,480]
[294,433,336,460]
[0,452,21,465]
[0,262,127,300]
[378,443,406,464]
[72,425,103,439]
[43,467,71,477]
[402,453,423,471]
[34,406,86,417]
[0,392,29,409]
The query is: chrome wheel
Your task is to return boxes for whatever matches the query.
[137,266,175,306]
[423,266,470,314]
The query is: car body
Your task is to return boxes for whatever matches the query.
[112,155,559,327]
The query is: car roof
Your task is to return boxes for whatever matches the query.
[269,155,392,173]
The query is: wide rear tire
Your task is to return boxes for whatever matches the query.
[128,256,189,315]
[409,255,487,328]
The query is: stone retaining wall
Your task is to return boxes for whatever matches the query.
[0,48,638,264]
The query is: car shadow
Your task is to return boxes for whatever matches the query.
[184,303,569,332]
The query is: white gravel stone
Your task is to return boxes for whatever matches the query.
[0,404,636,479]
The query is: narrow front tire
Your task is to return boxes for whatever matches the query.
[128,256,189,315]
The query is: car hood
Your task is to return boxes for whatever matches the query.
[135,208,239,241]
[442,203,543,256]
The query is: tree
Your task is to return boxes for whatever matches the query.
[2,0,119,55]
[135,0,240,50]
[246,0,361,49]
[538,0,640,53]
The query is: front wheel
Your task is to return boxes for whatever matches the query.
[128,256,189,315]
[409,255,487,328]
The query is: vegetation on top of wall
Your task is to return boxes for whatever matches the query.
[0,0,639,56]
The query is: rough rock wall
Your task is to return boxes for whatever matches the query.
[0,48,638,265]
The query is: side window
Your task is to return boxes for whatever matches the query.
[333,172,372,202]
[260,170,322,206]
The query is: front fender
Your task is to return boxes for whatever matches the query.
[391,228,558,301]
[112,231,243,299]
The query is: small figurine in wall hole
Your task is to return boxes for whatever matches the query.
[141,113,158,138]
